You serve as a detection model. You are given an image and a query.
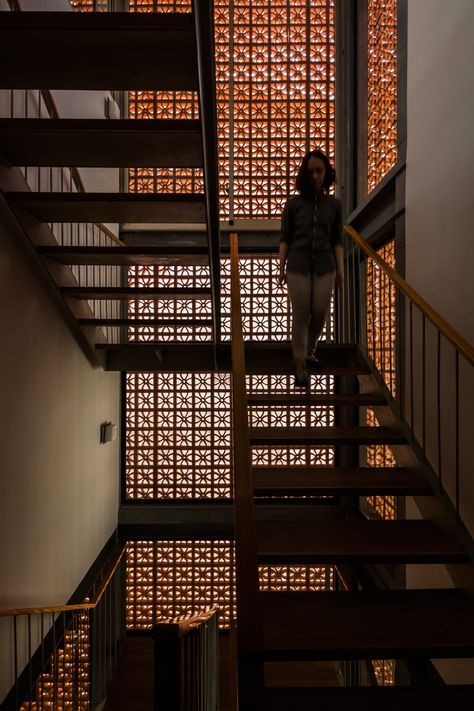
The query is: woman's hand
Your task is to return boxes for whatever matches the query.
[278,269,287,287]
[335,271,344,290]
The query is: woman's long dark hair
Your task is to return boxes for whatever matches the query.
[295,149,336,197]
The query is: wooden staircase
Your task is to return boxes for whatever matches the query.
[243,350,474,705]
[0,7,221,362]
[228,231,474,707]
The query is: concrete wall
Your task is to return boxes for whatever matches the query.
[0,202,120,699]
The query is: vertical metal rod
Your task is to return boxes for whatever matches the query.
[114,566,119,667]
[53,613,57,711]
[347,246,353,341]
[73,612,78,711]
[336,264,341,343]
[62,613,66,707]
[90,608,96,709]
[389,268,394,395]
[409,301,414,431]
[351,243,356,343]
[24,89,28,183]
[228,0,235,223]
[455,349,460,518]
[370,257,375,364]
[422,314,426,460]
[28,614,32,710]
[14,616,19,710]
[343,243,349,342]
[379,269,390,385]
[99,598,107,696]
[437,330,442,490]
[41,613,45,710]
[109,578,113,683]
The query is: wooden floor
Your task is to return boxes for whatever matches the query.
[103,634,234,711]
[103,636,154,711]
[263,685,474,711]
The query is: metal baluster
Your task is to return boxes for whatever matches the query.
[422,314,426,461]
[455,349,460,519]
[370,257,375,364]
[62,613,66,708]
[53,613,57,711]
[109,576,113,685]
[14,616,19,710]
[28,614,32,710]
[437,330,442,491]
[389,264,394,395]
[90,607,96,709]
[40,613,44,710]
[382,268,387,388]
[409,301,414,432]
[73,612,78,711]
[344,243,350,342]
[351,242,356,343]
[101,590,106,698]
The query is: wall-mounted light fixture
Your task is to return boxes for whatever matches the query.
[100,421,117,444]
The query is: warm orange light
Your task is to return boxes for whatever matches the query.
[367,0,398,193]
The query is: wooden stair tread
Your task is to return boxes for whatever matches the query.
[253,466,431,495]
[248,392,386,406]
[256,520,466,563]
[37,246,209,267]
[260,589,474,659]
[9,192,206,224]
[0,12,198,90]
[249,426,406,445]
[78,318,212,327]
[243,341,368,373]
[0,118,202,168]
[263,686,474,711]
[61,287,211,300]
[246,365,370,375]
[265,660,341,688]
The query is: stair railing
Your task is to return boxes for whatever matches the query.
[153,608,220,711]
[0,543,127,711]
[229,232,264,708]
[340,225,474,529]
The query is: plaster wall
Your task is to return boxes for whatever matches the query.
[405,0,474,343]
[405,0,474,683]
[0,205,120,700]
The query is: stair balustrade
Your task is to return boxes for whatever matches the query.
[229,228,474,708]
[0,544,127,711]
[153,608,220,711]
[341,225,474,531]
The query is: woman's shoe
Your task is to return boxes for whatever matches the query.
[294,359,309,388]
[306,350,322,369]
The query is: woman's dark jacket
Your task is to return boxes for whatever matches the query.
[280,193,343,275]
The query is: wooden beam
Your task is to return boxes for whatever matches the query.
[9,193,206,224]
[0,119,202,168]
[0,12,198,90]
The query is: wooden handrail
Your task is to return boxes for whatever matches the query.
[229,233,261,653]
[155,607,220,638]
[95,221,126,247]
[0,542,127,617]
[344,225,474,367]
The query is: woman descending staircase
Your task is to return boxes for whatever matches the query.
[230,233,474,709]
